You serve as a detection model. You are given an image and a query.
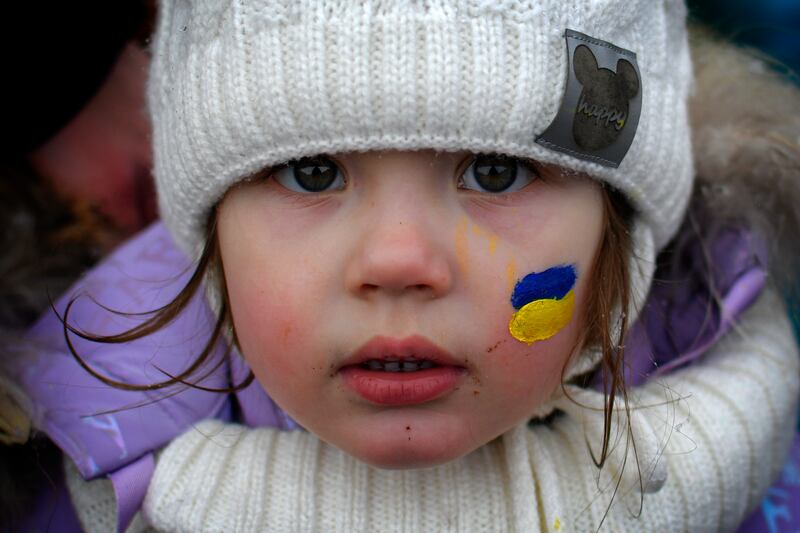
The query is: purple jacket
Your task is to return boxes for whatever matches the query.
[13,222,799,532]
[16,223,296,532]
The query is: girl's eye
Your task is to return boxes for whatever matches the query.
[458,154,539,194]
[273,156,345,193]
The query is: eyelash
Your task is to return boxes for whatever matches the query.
[267,154,540,195]
[457,155,540,194]
[271,156,346,194]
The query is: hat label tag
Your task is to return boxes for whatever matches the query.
[536,29,642,169]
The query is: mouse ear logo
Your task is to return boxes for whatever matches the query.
[536,30,642,168]
[573,46,640,151]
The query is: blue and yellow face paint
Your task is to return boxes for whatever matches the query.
[508,265,577,345]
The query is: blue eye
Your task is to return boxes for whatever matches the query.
[458,154,539,193]
[273,156,346,193]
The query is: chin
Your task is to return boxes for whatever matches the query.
[328,414,484,470]
[349,440,469,470]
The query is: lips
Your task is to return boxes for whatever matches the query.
[338,335,467,406]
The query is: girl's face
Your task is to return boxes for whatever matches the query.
[218,150,604,468]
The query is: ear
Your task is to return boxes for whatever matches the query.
[574,45,598,87]
[616,59,640,100]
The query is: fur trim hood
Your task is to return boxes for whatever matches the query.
[689,25,800,290]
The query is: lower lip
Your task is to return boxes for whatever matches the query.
[339,366,465,406]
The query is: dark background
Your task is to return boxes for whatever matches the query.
[689,0,800,78]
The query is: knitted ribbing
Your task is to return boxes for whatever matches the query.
[137,288,798,532]
[145,423,514,531]
[64,461,118,533]
[64,459,153,533]
[148,0,693,258]
[535,288,800,531]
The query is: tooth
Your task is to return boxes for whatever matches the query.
[367,360,383,370]
[420,361,434,369]
[401,362,419,372]
[384,361,401,372]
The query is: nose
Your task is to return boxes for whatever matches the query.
[345,216,453,300]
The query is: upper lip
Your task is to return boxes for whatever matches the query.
[339,335,464,369]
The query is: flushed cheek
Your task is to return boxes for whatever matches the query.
[481,323,579,415]
[229,284,321,397]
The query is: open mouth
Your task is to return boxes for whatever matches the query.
[358,358,438,372]
[339,335,466,406]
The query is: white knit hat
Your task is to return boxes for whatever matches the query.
[148,0,693,316]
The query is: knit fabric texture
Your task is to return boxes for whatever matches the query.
[131,288,799,532]
[64,460,153,533]
[148,0,694,260]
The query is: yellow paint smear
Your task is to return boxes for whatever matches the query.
[470,223,498,255]
[508,290,575,345]
[553,517,562,531]
[455,217,469,275]
[506,259,517,293]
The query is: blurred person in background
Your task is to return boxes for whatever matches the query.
[0,2,154,529]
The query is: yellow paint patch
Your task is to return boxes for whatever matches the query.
[508,290,575,345]
[553,517,562,531]
[455,217,469,275]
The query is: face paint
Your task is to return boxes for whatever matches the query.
[455,216,470,274]
[506,259,517,293]
[508,265,577,345]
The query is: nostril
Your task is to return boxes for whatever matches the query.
[360,283,431,294]
[360,283,433,296]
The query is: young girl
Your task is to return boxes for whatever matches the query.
[15,0,800,531]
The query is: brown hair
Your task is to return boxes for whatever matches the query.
[61,218,252,393]
[577,187,634,471]
[63,186,633,467]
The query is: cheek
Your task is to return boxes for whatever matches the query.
[231,287,298,375]
[476,277,590,407]
[223,252,323,395]
[474,327,576,428]
[487,316,579,389]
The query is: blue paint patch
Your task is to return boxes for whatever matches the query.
[511,265,577,309]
